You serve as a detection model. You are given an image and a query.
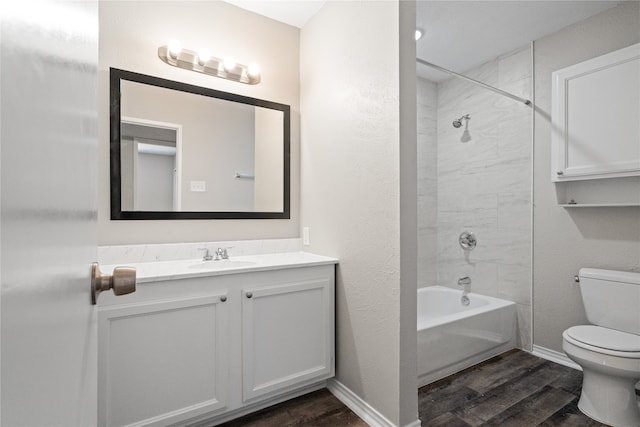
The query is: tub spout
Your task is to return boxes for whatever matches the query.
[458,276,471,286]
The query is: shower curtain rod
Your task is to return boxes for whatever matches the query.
[416,58,532,106]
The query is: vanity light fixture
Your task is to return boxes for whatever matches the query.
[168,39,182,58]
[196,48,211,66]
[247,63,261,78]
[158,42,261,85]
[222,56,236,72]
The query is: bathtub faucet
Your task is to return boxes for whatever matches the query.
[457,276,471,286]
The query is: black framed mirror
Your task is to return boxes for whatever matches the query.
[110,68,290,220]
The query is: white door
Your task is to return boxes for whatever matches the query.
[1,1,99,425]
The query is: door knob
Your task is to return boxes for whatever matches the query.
[91,263,136,305]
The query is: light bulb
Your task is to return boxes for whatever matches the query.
[247,63,260,78]
[197,48,211,65]
[223,56,236,72]
[415,29,423,41]
[168,39,182,58]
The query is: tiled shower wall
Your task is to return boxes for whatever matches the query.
[417,46,533,349]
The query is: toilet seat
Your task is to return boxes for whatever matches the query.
[564,325,640,357]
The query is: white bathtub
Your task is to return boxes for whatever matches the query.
[417,285,517,387]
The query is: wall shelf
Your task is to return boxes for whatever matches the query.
[555,175,640,207]
[560,203,640,208]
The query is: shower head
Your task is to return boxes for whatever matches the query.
[452,114,471,128]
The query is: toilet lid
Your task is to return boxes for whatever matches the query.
[566,325,640,352]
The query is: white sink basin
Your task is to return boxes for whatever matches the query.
[187,260,257,270]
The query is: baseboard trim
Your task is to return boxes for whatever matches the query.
[327,379,420,427]
[531,345,581,370]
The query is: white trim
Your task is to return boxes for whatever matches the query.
[531,345,581,371]
[327,379,420,427]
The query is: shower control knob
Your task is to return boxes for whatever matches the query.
[459,231,477,250]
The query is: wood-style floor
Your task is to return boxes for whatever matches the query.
[217,388,367,427]
[218,350,612,426]
[418,349,608,426]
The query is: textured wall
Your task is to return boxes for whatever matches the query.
[417,46,533,350]
[99,1,299,245]
[533,1,640,352]
[300,1,418,425]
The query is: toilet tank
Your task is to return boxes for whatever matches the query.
[579,268,640,335]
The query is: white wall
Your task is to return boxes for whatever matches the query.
[533,1,640,352]
[300,1,418,425]
[254,108,284,212]
[99,1,299,244]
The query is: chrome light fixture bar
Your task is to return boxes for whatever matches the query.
[158,44,261,85]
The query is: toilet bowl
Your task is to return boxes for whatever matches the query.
[562,326,640,427]
[562,268,640,427]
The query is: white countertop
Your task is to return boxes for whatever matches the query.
[101,251,338,284]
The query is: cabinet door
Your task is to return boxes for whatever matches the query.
[98,295,228,427]
[242,277,334,401]
[551,42,640,182]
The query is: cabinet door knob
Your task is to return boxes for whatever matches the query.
[220,296,227,302]
[556,171,564,175]
[246,292,253,299]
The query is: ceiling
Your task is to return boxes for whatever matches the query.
[416,1,624,81]
[223,0,624,80]
[223,0,326,28]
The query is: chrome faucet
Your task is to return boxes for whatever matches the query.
[198,248,213,261]
[215,247,231,260]
[457,276,471,286]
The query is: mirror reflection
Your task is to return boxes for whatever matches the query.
[110,68,290,220]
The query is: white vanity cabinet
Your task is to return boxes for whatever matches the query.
[97,262,335,427]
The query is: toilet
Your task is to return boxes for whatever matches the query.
[562,268,640,427]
